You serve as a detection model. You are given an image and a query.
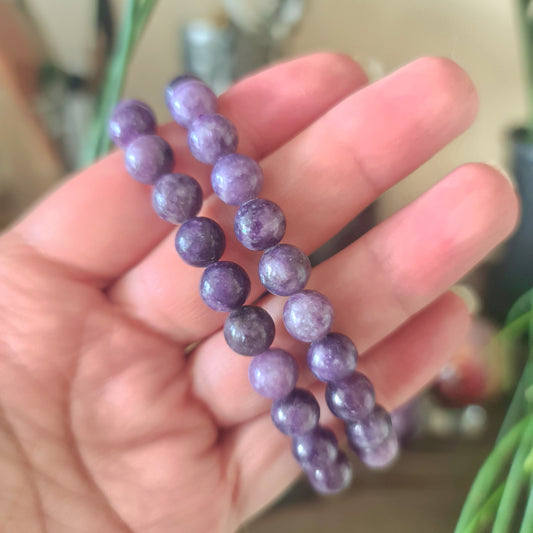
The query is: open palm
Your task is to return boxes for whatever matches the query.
[0,54,518,533]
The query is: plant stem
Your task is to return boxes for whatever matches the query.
[462,483,505,533]
[518,469,533,532]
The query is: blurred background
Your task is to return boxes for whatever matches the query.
[0,0,531,531]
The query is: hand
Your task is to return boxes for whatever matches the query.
[0,54,518,533]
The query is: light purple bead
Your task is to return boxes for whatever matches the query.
[200,261,250,312]
[354,431,399,470]
[175,217,225,267]
[188,114,238,164]
[108,99,156,149]
[325,372,375,422]
[307,333,358,383]
[211,154,263,205]
[259,244,311,296]
[346,405,392,449]
[307,450,353,495]
[152,173,203,224]
[165,74,201,108]
[248,348,298,399]
[292,426,339,470]
[283,290,334,343]
[167,78,217,129]
[271,388,320,436]
[234,199,286,251]
[224,306,275,356]
[125,135,174,184]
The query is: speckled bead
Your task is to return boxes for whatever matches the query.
[166,78,217,129]
[223,306,275,356]
[200,261,250,311]
[125,135,174,184]
[325,372,375,422]
[292,426,339,471]
[108,99,156,149]
[271,388,320,436]
[353,431,399,470]
[307,451,353,495]
[188,114,238,164]
[307,333,358,383]
[248,348,299,399]
[152,173,203,224]
[346,405,392,450]
[175,217,226,267]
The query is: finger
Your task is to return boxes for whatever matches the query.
[190,163,518,426]
[110,57,479,344]
[12,53,367,284]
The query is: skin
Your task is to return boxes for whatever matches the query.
[0,53,519,532]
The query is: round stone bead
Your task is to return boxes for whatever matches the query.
[175,217,225,267]
[165,74,201,108]
[271,388,320,436]
[283,290,334,343]
[354,431,399,470]
[259,244,311,296]
[188,114,238,164]
[248,348,298,399]
[307,450,353,495]
[108,99,156,149]
[234,199,286,251]
[307,332,358,383]
[152,173,203,224]
[125,135,174,184]
[292,426,339,470]
[224,306,275,356]
[211,154,263,205]
[200,261,250,312]
[346,405,392,449]
[325,372,375,422]
[166,78,217,129]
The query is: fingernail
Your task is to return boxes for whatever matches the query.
[484,160,516,189]
[450,283,481,315]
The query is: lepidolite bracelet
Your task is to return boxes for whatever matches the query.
[107,75,398,494]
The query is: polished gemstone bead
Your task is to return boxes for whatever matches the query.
[188,114,238,164]
[307,450,353,495]
[211,153,263,205]
[325,372,375,422]
[283,290,334,342]
[307,332,358,383]
[248,348,298,398]
[354,431,399,470]
[259,244,311,296]
[271,388,320,436]
[125,135,174,184]
[292,426,338,470]
[234,199,286,251]
[200,261,250,311]
[108,99,156,148]
[346,405,392,449]
[224,306,275,356]
[175,217,225,267]
[152,173,203,224]
[166,78,217,129]
[165,74,201,109]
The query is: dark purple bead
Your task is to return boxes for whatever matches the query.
[224,306,275,356]
[211,153,263,205]
[271,388,320,436]
[354,431,399,470]
[307,450,353,495]
[283,290,334,343]
[108,99,156,149]
[125,135,174,184]
[248,348,298,399]
[200,261,250,312]
[234,199,286,251]
[152,173,203,224]
[325,372,375,422]
[292,426,339,470]
[346,405,392,449]
[307,333,358,383]
[259,244,311,296]
[175,217,225,267]
[188,114,238,164]
[167,78,217,129]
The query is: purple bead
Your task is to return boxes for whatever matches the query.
[292,426,339,470]
[125,135,174,184]
[175,217,225,267]
[165,74,201,108]
[259,244,311,296]
[325,372,375,422]
[108,99,156,149]
[200,261,250,312]
[307,333,358,383]
[188,114,238,164]
[271,388,320,436]
[248,348,298,399]
[211,154,263,205]
[283,290,334,343]
[346,405,392,449]
[307,450,353,495]
[354,431,399,470]
[152,173,203,224]
[224,306,275,356]
[234,199,286,251]
[166,78,217,129]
